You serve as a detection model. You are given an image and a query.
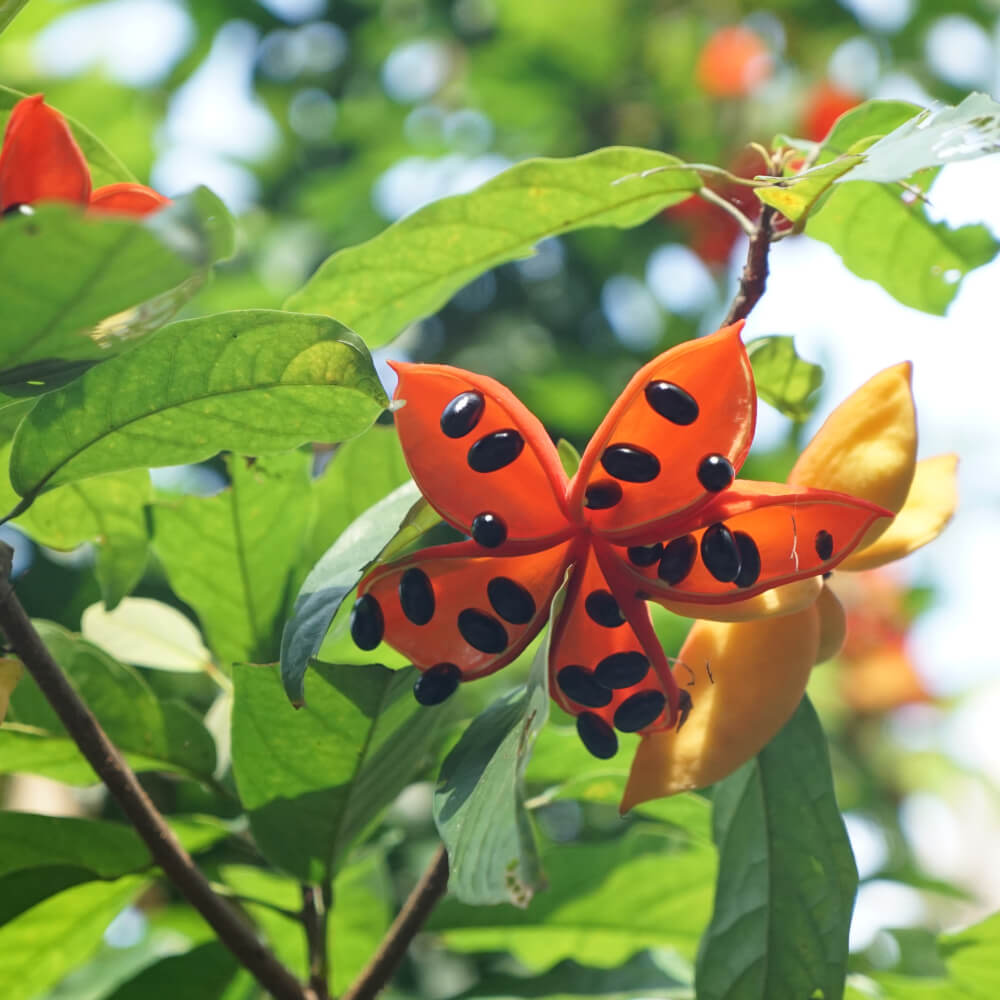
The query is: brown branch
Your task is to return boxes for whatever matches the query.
[302,884,331,1000]
[724,203,778,326]
[342,845,450,1000]
[0,542,316,1000]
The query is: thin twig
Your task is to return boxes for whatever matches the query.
[342,845,450,1000]
[302,884,331,1000]
[724,203,778,326]
[0,542,316,1000]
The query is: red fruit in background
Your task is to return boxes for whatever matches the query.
[801,82,862,142]
[696,26,773,98]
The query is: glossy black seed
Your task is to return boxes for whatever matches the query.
[471,512,507,548]
[2,202,34,218]
[584,479,623,509]
[700,523,742,583]
[350,594,384,650]
[457,608,509,653]
[467,429,524,473]
[645,380,699,425]
[614,690,667,732]
[399,568,435,625]
[487,577,536,625]
[585,589,626,628]
[413,663,461,706]
[658,535,697,585]
[627,542,663,567]
[600,443,661,483]
[557,665,612,708]
[697,453,735,492]
[733,531,761,588]
[594,651,649,689]
[440,391,485,438]
[815,529,834,561]
[576,712,618,759]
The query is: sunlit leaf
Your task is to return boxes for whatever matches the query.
[746,336,823,420]
[0,0,28,35]
[557,438,582,477]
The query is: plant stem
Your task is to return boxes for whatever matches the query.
[302,883,331,1000]
[725,203,778,326]
[0,542,316,1000]
[342,845,450,1000]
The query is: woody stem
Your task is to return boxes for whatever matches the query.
[724,203,777,326]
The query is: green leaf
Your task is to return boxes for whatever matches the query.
[755,155,863,224]
[433,585,566,907]
[280,480,435,705]
[0,188,233,397]
[7,310,389,505]
[557,438,582,477]
[695,697,856,1000]
[2,622,217,783]
[106,942,239,1000]
[286,147,702,347]
[153,453,314,664]
[0,876,147,1000]
[431,824,716,970]
[819,100,923,157]
[0,0,28,35]
[231,661,450,881]
[14,469,152,609]
[746,336,823,421]
[806,182,999,315]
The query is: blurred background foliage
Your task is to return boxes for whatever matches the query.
[2,0,999,997]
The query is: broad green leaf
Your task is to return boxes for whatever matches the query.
[746,336,823,421]
[695,697,856,1000]
[819,100,922,157]
[1,622,217,783]
[431,824,716,970]
[14,469,152,609]
[105,942,239,1000]
[557,438,582,477]
[0,188,233,396]
[231,661,450,881]
[8,310,389,505]
[806,182,999,315]
[433,586,565,907]
[0,876,147,1000]
[0,0,28,35]
[81,598,212,673]
[286,147,702,347]
[153,453,314,664]
[280,480,434,705]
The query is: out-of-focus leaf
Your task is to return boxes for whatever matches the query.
[695,697,856,1000]
[1,622,216,783]
[0,188,233,398]
[14,470,151,609]
[7,310,388,506]
[279,480,435,705]
[430,824,715,970]
[432,594,561,907]
[557,438,582,477]
[105,942,239,1000]
[231,662,450,881]
[286,148,702,347]
[0,876,147,1000]
[746,336,823,420]
[153,453,313,665]
[81,598,212,672]
[0,0,28,35]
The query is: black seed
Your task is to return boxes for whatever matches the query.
[350,594,384,650]
[557,665,612,708]
[600,443,661,483]
[487,577,536,625]
[467,429,524,473]
[733,531,761,588]
[815,529,834,561]
[697,453,735,492]
[413,663,461,705]
[576,712,618,759]
[594,651,649,689]
[399,568,435,625]
[585,589,626,628]
[645,380,699,425]
[471,512,507,548]
[614,690,666,732]
[584,479,623,509]
[658,535,697,585]
[457,608,509,653]
[701,523,742,583]
[440,391,485,438]
[2,202,34,218]
[627,542,663,567]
